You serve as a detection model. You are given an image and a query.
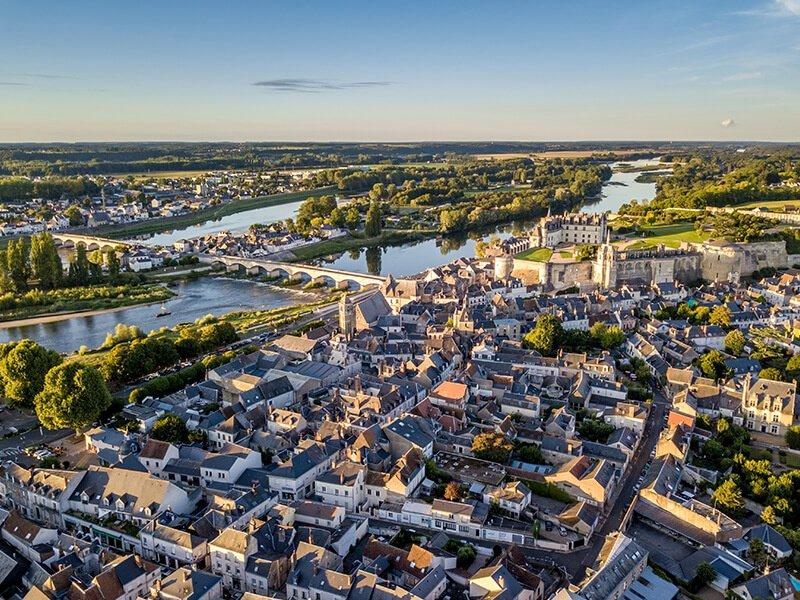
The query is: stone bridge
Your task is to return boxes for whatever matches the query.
[52,233,131,252]
[195,254,384,290]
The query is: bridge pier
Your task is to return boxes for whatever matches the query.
[227,263,242,274]
[247,265,263,276]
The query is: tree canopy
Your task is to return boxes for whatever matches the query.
[150,413,189,444]
[0,339,62,407]
[34,362,111,432]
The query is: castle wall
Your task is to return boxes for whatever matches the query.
[697,241,787,281]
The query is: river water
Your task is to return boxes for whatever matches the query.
[6,162,658,353]
[312,160,660,276]
[0,278,316,353]
[127,199,306,246]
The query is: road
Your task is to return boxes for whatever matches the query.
[520,386,670,582]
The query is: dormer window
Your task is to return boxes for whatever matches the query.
[116,499,125,510]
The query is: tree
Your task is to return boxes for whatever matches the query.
[759,367,783,381]
[748,538,767,569]
[712,478,744,515]
[3,238,30,292]
[34,362,111,433]
[709,305,732,328]
[785,425,800,450]
[589,322,625,349]
[0,339,62,407]
[30,232,62,289]
[365,202,382,237]
[443,482,463,501]
[472,432,514,463]
[517,444,545,464]
[64,205,84,226]
[523,314,564,356]
[344,206,361,230]
[761,505,779,525]
[786,354,800,381]
[456,544,476,569]
[724,330,746,356]
[698,350,729,380]
[69,243,90,286]
[579,419,615,443]
[692,562,716,590]
[106,250,120,277]
[150,413,189,444]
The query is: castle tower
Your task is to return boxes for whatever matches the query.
[339,294,355,341]
[594,231,617,289]
[494,255,514,281]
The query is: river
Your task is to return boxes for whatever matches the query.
[311,160,660,276]
[8,161,658,353]
[126,199,306,246]
[0,278,317,354]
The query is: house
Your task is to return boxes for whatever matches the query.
[1,510,58,562]
[314,462,366,512]
[157,568,223,600]
[482,481,531,517]
[71,554,161,600]
[737,374,797,436]
[743,524,793,560]
[731,568,794,600]
[268,442,336,500]
[209,523,259,591]
[140,521,209,570]
[545,456,615,507]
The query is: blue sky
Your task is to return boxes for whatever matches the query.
[1,0,799,142]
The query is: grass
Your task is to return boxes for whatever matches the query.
[733,198,800,212]
[622,222,709,249]
[87,187,335,240]
[515,247,553,262]
[110,169,224,180]
[780,452,800,468]
[0,284,174,323]
[558,250,573,258]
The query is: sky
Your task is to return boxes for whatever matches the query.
[1,0,799,142]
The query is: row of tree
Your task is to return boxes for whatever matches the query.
[0,340,110,431]
[0,233,120,293]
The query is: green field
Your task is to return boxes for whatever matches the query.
[623,222,709,249]
[733,199,800,211]
[111,170,225,180]
[516,247,553,262]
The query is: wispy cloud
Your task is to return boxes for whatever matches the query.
[9,72,79,80]
[735,0,800,17]
[723,70,763,81]
[252,78,392,93]
[776,0,800,16]
[0,81,29,86]
[722,117,736,128]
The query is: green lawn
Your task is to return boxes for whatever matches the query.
[516,247,553,262]
[624,222,709,249]
[734,198,800,211]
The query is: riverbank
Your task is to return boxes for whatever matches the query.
[0,299,168,330]
[81,187,335,241]
[288,228,436,262]
[0,284,174,324]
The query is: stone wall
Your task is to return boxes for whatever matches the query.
[696,240,788,281]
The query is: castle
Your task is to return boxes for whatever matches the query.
[529,209,608,248]
[512,233,789,291]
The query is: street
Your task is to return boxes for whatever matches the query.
[519,386,670,582]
